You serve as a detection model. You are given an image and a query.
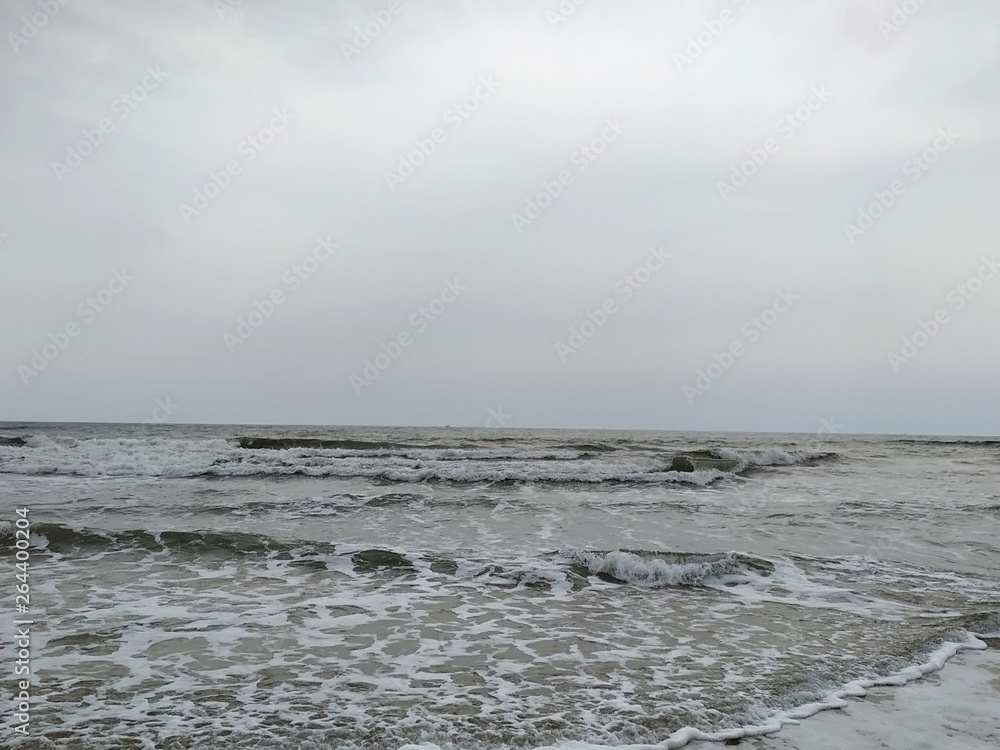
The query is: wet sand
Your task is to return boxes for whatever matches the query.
[735,644,1000,750]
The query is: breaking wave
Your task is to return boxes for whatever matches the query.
[0,434,836,484]
[7,523,785,594]
[568,549,775,587]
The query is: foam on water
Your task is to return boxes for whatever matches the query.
[0,434,830,484]
[569,550,762,588]
[4,520,995,749]
[2,425,997,749]
[516,636,989,750]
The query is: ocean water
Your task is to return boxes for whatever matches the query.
[1,423,998,750]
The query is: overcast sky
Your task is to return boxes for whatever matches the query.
[1,0,998,435]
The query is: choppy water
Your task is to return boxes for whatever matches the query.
[1,423,998,749]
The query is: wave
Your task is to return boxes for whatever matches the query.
[9,522,311,557]
[552,441,619,453]
[0,436,25,447]
[236,437,455,451]
[569,549,774,587]
[233,436,606,464]
[712,446,841,468]
[6,523,445,575]
[7,523,784,594]
[0,435,837,484]
[887,438,1000,447]
[7,522,994,750]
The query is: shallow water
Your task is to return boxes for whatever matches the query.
[1,424,998,748]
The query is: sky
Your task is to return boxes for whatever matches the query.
[1,0,998,435]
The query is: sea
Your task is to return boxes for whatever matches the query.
[1,423,998,750]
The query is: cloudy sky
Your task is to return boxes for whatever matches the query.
[1,0,998,434]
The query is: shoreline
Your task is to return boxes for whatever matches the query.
[733,642,1000,750]
[529,638,999,750]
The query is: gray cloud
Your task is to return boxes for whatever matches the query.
[2,0,998,434]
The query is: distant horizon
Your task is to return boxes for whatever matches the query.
[1,419,996,439]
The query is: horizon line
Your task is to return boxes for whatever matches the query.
[0,419,997,439]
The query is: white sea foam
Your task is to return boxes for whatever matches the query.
[0,435,766,483]
[7,529,993,750]
[396,636,988,750]
[4,426,995,750]
[713,446,819,469]
[570,550,751,587]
